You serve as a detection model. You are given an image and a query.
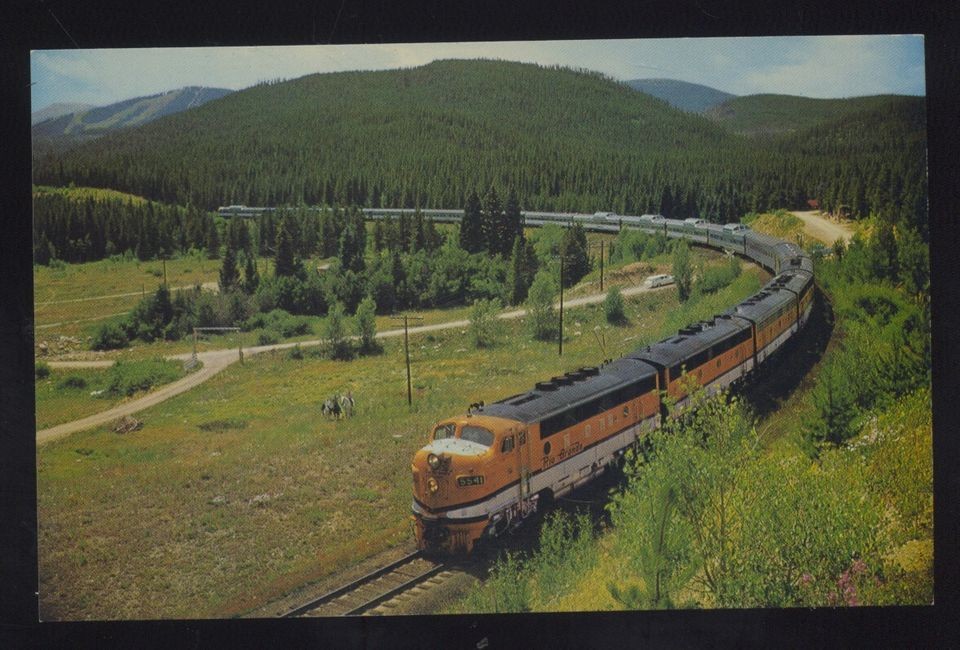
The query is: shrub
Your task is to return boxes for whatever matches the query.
[526,270,558,341]
[459,551,531,613]
[92,321,129,350]
[256,330,280,346]
[324,302,353,360]
[243,309,312,338]
[103,359,181,397]
[35,361,51,380]
[57,375,88,390]
[604,286,626,324]
[698,255,741,294]
[672,240,693,302]
[469,298,501,348]
[355,295,381,354]
[528,511,597,605]
[286,344,304,360]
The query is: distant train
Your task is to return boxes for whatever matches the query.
[217,205,803,275]
[409,218,814,553]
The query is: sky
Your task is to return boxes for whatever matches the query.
[31,35,926,111]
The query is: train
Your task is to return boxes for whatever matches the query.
[410,218,814,553]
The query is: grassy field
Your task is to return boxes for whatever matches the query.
[36,270,762,620]
[32,254,325,347]
[35,360,196,430]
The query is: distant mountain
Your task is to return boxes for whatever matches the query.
[624,79,735,113]
[32,102,95,125]
[704,94,918,137]
[32,86,234,139]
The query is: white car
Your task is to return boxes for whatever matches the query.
[644,273,674,288]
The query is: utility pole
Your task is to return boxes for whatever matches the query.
[559,254,564,357]
[391,314,424,405]
[162,258,167,288]
[593,240,605,291]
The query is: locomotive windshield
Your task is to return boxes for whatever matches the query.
[433,423,456,440]
[460,425,494,447]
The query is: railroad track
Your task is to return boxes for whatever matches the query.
[282,551,448,617]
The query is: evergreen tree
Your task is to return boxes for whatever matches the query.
[205,220,221,259]
[338,221,364,273]
[243,252,260,294]
[503,187,524,257]
[372,219,385,253]
[508,235,535,305]
[274,216,299,277]
[560,223,591,288]
[412,208,427,253]
[154,284,173,326]
[219,244,240,292]
[896,225,929,300]
[391,250,408,309]
[460,190,483,253]
[871,216,899,281]
[481,186,503,254]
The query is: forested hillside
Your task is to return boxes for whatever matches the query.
[772,97,928,237]
[32,60,927,232]
[705,93,917,136]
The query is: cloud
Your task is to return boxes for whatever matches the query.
[735,35,925,97]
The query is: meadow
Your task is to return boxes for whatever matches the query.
[36,270,762,620]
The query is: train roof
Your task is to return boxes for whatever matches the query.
[628,314,752,369]
[726,284,795,322]
[480,358,657,424]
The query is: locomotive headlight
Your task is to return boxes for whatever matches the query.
[427,478,439,494]
[427,453,441,470]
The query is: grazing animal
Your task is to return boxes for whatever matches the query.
[321,397,342,419]
[339,391,355,418]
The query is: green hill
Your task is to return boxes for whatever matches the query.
[32,60,756,219]
[705,93,918,136]
[32,60,926,231]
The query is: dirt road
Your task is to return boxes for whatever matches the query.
[790,210,855,245]
[35,282,220,306]
[37,282,673,444]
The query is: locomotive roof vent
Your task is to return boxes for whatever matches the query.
[565,370,587,382]
[535,380,558,391]
[509,393,540,406]
[579,366,600,376]
[552,375,574,386]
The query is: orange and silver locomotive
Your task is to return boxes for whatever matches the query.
[412,219,815,554]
